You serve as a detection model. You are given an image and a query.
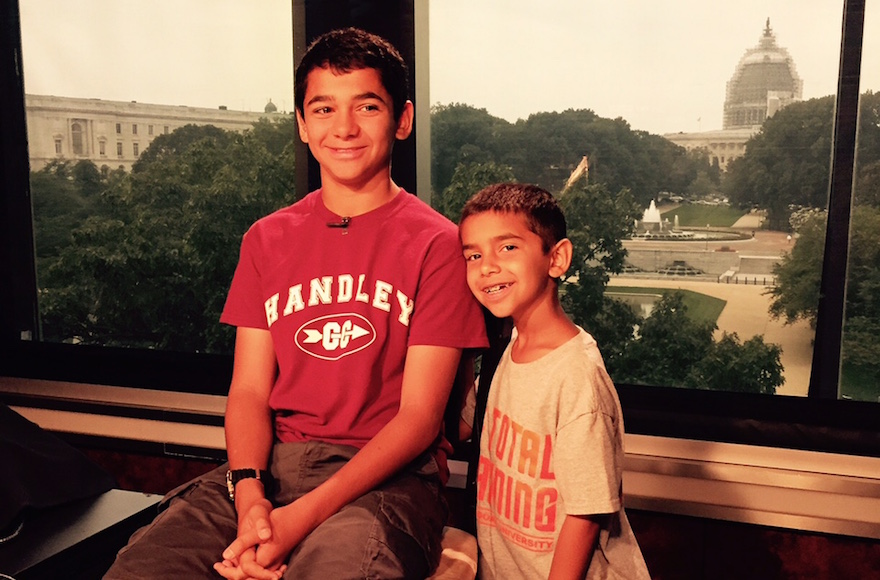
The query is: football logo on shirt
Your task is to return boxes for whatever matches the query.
[295,313,376,360]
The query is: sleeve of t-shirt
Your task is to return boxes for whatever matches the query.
[554,367,623,517]
[406,228,487,349]
[220,227,269,330]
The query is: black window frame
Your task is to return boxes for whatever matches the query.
[1,0,877,458]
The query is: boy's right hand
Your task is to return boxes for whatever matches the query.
[214,498,285,580]
[238,497,274,544]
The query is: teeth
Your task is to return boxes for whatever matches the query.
[485,284,508,294]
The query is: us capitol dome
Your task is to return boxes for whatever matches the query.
[723,18,803,130]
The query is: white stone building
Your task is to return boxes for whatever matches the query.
[664,19,802,171]
[25,94,285,172]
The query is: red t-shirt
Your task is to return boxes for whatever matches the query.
[221,189,487,449]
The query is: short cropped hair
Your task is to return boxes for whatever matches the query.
[294,27,410,121]
[460,183,567,253]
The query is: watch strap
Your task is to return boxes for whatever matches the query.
[226,468,272,501]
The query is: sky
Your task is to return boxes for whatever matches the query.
[19,0,880,136]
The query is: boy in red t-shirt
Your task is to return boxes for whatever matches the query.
[105,28,485,580]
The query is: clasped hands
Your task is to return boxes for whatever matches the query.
[213,498,312,580]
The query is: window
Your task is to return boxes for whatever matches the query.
[429,1,851,400]
[54,138,61,155]
[71,121,84,155]
[837,1,879,402]
[2,1,877,458]
[12,0,296,361]
[99,139,106,156]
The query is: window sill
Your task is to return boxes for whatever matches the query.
[624,434,880,540]
[3,376,879,539]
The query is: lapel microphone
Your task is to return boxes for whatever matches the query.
[327,216,351,228]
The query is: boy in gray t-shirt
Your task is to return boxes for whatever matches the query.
[459,183,650,579]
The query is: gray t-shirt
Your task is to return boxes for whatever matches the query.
[476,327,650,579]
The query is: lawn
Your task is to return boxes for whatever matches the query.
[606,286,726,326]
[660,204,747,227]
[840,363,880,403]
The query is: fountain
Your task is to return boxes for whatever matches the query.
[628,199,751,242]
[623,199,755,279]
[641,199,662,231]
[630,199,695,240]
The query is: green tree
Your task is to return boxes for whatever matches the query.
[686,170,716,199]
[605,293,783,394]
[853,90,880,190]
[429,104,710,209]
[611,293,715,387]
[39,119,297,352]
[71,159,105,198]
[430,103,510,195]
[727,96,835,229]
[767,209,826,326]
[555,174,641,365]
[724,91,880,229]
[132,123,233,171]
[689,333,784,395]
[504,109,601,192]
[768,205,880,388]
[427,101,787,394]
[433,160,516,222]
[840,206,880,375]
[505,112,702,206]
[30,160,96,261]
[558,177,639,318]
[855,159,880,207]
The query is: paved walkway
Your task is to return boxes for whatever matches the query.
[731,212,765,229]
[607,277,813,396]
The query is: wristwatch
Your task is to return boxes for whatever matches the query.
[226,468,272,501]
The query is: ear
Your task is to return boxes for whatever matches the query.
[394,101,415,140]
[548,238,573,278]
[296,110,309,144]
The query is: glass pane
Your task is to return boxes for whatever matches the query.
[840,3,880,402]
[430,1,843,396]
[21,0,296,354]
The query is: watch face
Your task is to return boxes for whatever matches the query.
[226,470,236,501]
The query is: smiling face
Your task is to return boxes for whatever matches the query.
[296,66,413,197]
[460,210,570,324]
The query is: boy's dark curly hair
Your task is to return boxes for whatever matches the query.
[294,27,409,121]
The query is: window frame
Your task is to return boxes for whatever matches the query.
[0,0,877,459]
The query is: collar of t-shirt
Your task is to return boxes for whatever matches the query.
[314,187,407,230]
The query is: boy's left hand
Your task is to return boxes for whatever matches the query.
[215,499,316,579]
[214,545,285,580]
